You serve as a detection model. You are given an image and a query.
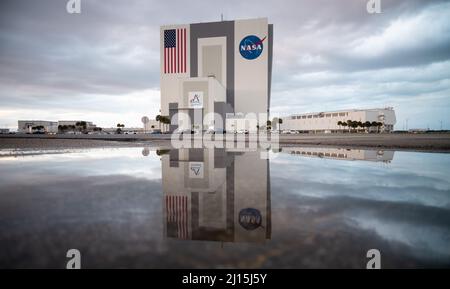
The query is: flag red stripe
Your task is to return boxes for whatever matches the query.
[177,29,180,73]
[184,196,187,239]
[180,30,183,73]
[178,196,181,238]
[165,195,189,239]
[182,196,185,239]
[183,29,186,73]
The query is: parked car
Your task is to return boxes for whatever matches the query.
[236,129,249,134]
[282,130,298,134]
[206,128,226,134]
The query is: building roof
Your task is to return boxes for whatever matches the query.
[284,107,394,118]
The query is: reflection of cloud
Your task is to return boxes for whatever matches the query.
[271,151,450,208]
[270,150,450,264]
[0,174,164,268]
[0,148,162,184]
[351,214,450,260]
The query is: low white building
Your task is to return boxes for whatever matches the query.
[279,107,396,133]
[18,120,58,133]
[144,119,163,132]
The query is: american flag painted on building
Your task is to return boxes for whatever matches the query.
[166,195,189,239]
[164,28,187,74]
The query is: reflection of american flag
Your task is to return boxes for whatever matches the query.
[164,29,186,74]
[166,195,188,239]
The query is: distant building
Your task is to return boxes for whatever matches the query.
[18,120,58,133]
[279,107,396,133]
[0,128,10,134]
[144,119,163,132]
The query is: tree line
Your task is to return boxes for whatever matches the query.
[337,120,383,132]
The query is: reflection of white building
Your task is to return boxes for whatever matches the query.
[161,148,271,243]
[282,147,395,162]
[280,108,396,133]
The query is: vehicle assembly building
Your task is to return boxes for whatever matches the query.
[160,18,273,132]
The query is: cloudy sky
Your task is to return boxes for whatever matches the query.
[0,0,449,130]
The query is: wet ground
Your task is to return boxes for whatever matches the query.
[0,146,449,268]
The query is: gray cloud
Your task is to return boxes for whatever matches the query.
[0,0,449,129]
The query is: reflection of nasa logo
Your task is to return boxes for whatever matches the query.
[238,208,262,230]
[190,164,201,175]
[239,35,265,60]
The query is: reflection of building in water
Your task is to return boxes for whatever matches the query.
[161,148,271,243]
[282,147,394,162]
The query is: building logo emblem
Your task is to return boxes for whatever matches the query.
[188,91,203,108]
[239,35,266,60]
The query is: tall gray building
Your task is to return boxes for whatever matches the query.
[160,18,273,132]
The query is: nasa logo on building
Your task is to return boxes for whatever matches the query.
[239,35,265,60]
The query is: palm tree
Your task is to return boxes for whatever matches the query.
[364,121,371,133]
[348,120,357,132]
[116,123,125,134]
[156,115,161,131]
[357,121,363,132]
[371,121,379,133]
[340,121,347,132]
[347,120,353,132]
[337,121,341,132]
[377,122,383,133]
[159,116,170,132]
